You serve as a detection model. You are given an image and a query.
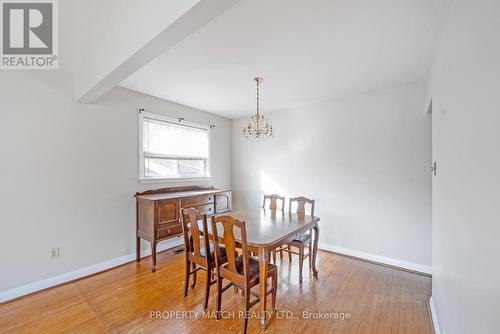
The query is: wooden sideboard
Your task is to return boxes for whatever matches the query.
[135,186,232,272]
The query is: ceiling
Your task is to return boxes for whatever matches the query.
[60,0,136,72]
[119,0,439,119]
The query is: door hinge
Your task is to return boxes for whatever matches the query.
[431,162,437,176]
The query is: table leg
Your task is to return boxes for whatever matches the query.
[258,247,269,330]
[312,224,320,276]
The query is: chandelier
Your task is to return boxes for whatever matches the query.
[241,77,274,142]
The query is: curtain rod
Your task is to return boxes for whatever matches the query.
[138,108,215,128]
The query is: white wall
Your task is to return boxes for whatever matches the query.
[232,81,432,268]
[428,0,500,333]
[0,70,232,294]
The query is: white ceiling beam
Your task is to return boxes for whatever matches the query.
[74,0,240,103]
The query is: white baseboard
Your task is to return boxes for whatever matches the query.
[318,242,432,275]
[0,238,183,303]
[1,239,431,303]
[429,296,441,334]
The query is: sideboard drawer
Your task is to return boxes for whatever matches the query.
[191,203,215,216]
[157,223,183,239]
[181,195,214,207]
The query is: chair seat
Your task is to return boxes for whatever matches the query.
[234,255,277,283]
[191,242,233,265]
[289,233,311,245]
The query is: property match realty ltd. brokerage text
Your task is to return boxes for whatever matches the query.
[150,310,352,321]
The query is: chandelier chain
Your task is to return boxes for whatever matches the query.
[256,78,260,117]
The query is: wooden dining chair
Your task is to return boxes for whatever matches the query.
[263,194,285,263]
[262,194,285,212]
[280,197,315,283]
[212,215,277,334]
[180,208,233,310]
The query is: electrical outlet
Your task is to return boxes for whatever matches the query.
[49,247,59,259]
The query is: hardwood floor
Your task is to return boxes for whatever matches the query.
[0,247,432,334]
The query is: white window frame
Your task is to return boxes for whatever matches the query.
[138,111,212,184]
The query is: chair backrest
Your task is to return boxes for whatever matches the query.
[180,208,210,263]
[289,196,315,217]
[211,215,249,287]
[263,194,285,211]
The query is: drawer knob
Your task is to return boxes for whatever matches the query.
[208,208,212,211]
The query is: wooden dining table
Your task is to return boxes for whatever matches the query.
[207,208,321,329]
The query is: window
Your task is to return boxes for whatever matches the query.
[139,112,211,181]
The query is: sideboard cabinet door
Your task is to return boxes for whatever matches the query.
[157,199,179,225]
[215,192,232,214]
